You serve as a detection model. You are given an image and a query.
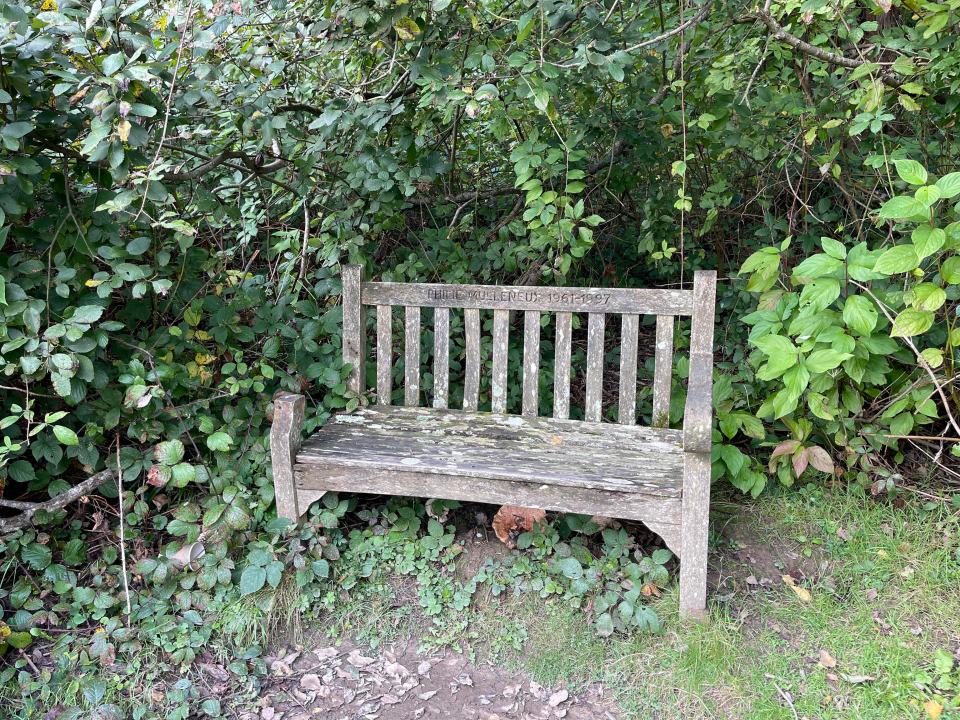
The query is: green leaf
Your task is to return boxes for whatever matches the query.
[516,11,536,42]
[719,444,746,477]
[557,557,583,579]
[912,225,945,260]
[798,278,840,311]
[154,439,185,466]
[206,432,233,452]
[820,237,846,259]
[910,283,946,311]
[842,295,878,335]
[6,631,33,650]
[877,195,926,220]
[942,256,960,284]
[53,425,79,446]
[239,565,266,596]
[102,52,126,76]
[935,172,960,199]
[1,122,34,139]
[873,245,918,275]
[804,349,849,373]
[890,309,933,338]
[792,253,842,281]
[893,158,927,186]
[22,542,52,571]
[915,185,941,208]
[595,612,614,637]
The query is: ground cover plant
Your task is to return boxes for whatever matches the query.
[2,0,960,717]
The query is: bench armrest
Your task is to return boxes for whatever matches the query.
[683,353,713,454]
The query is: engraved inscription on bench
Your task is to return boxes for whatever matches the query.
[426,287,611,307]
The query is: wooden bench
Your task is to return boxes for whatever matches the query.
[271,265,716,619]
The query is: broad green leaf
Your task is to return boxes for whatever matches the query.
[102,52,125,76]
[935,172,960,199]
[890,308,933,337]
[804,349,849,373]
[820,237,846,259]
[873,245,918,275]
[798,278,840,311]
[792,253,842,281]
[1,122,34,139]
[920,347,943,368]
[557,557,583,579]
[912,225,945,260]
[915,185,941,208]
[516,11,536,42]
[53,425,79,446]
[842,295,878,335]
[877,195,925,220]
[206,432,233,452]
[893,158,927,186]
[909,283,946,311]
[941,256,960,284]
[154,439,185,465]
[239,565,266,596]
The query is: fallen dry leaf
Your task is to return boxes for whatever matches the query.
[782,574,812,603]
[548,689,569,707]
[839,673,875,684]
[300,674,323,691]
[492,505,546,548]
[818,650,837,669]
[924,699,944,719]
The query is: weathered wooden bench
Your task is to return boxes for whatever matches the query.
[271,265,716,618]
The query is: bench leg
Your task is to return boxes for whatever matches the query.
[271,393,305,522]
[679,452,710,620]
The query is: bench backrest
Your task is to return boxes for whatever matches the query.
[341,265,716,427]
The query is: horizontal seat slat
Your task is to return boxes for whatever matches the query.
[297,406,683,497]
[361,282,694,315]
[295,463,681,552]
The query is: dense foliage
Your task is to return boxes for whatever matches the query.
[2,0,960,714]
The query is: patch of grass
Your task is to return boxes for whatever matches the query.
[320,486,959,719]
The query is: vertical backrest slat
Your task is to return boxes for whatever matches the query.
[584,312,605,422]
[618,314,639,424]
[433,307,449,409]
[376,305,392,404]
[404,305,420,406]
[652,315,675,427]
[491,309,509,413]
[342,264,364,396]
[553,312,572,419]
[522,311,540,417]
[463,308,481,411]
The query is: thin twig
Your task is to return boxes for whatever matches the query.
[116,436,132,621]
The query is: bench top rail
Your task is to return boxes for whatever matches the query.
[360,281,694,315]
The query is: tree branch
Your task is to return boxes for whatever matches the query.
[0,469,116,535]
[757,7,900,87]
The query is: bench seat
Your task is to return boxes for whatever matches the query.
[292,405,686,553]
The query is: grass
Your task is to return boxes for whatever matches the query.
[327,485,960,719]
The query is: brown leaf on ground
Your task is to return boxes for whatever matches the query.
[781,574,812,603]
[818,650,837,669]
[492,505,546,548]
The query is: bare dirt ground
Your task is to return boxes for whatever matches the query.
[243,640,619,720]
